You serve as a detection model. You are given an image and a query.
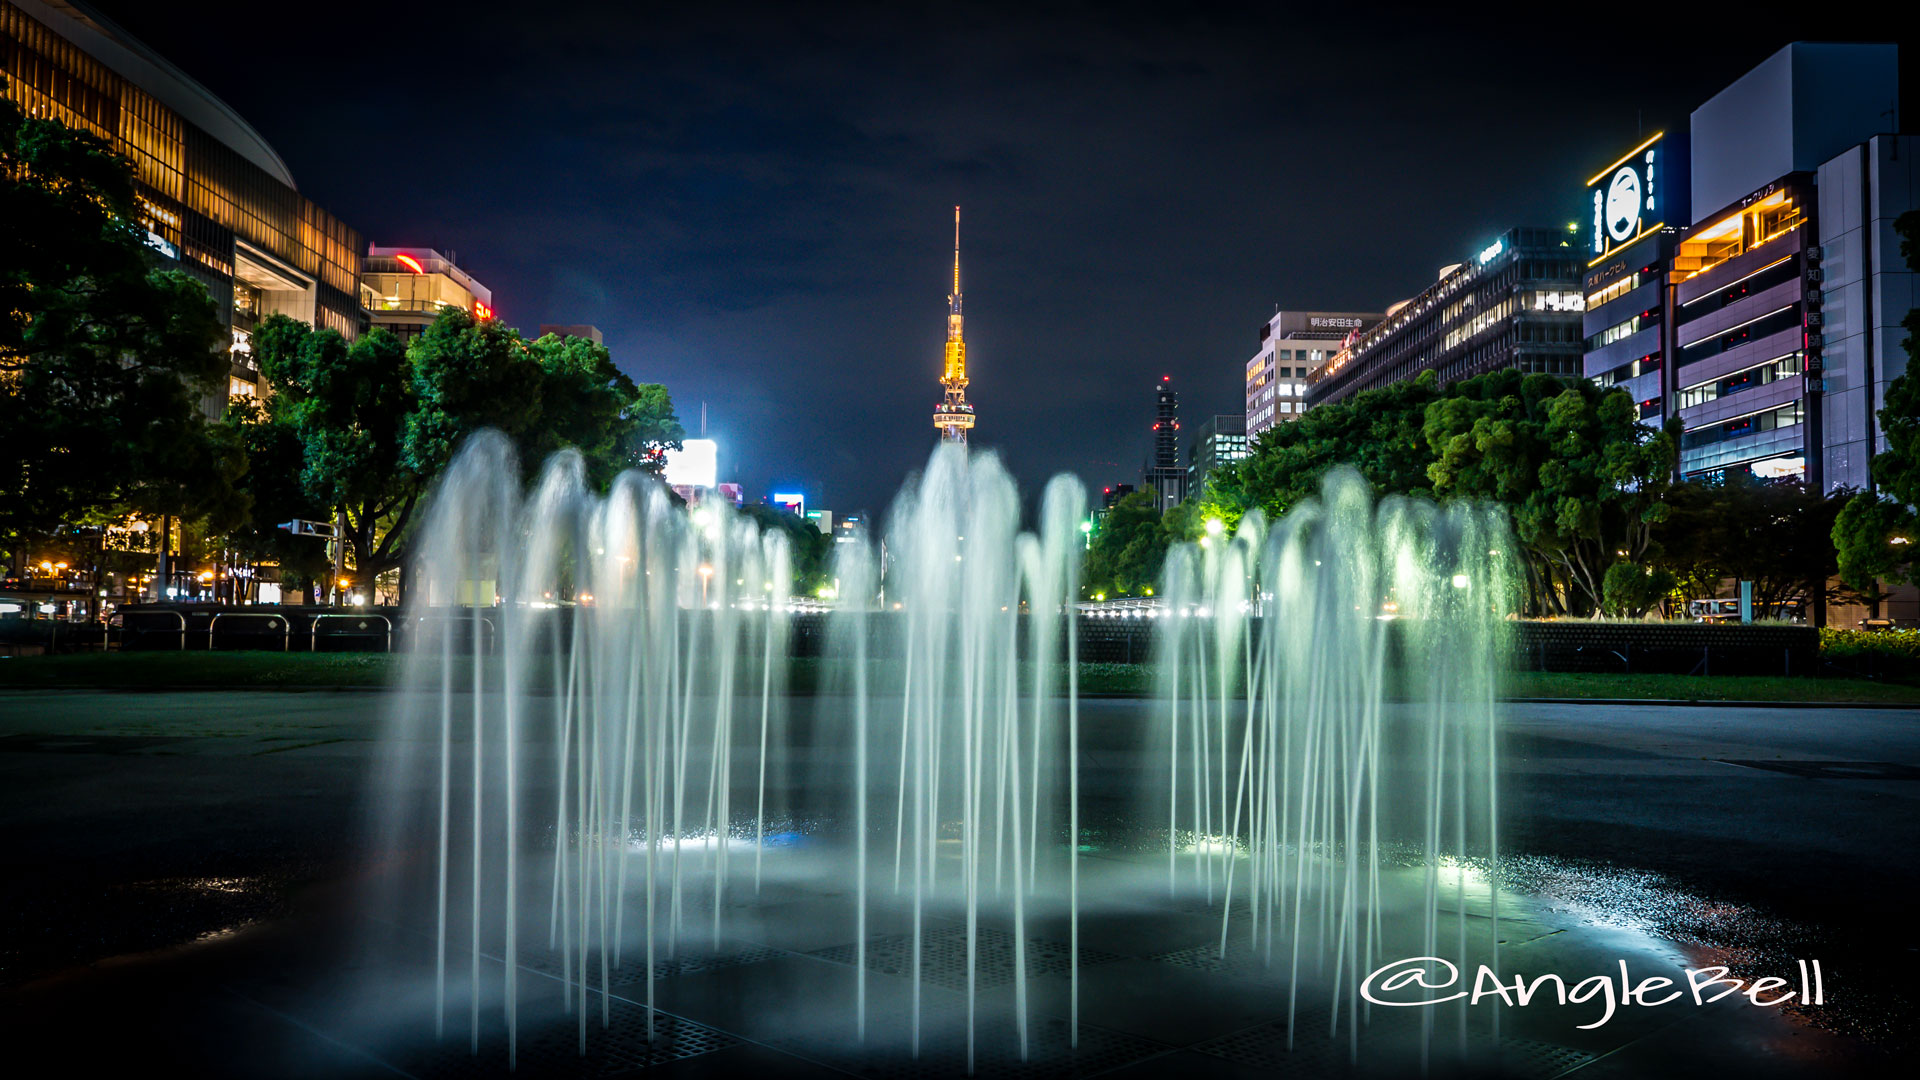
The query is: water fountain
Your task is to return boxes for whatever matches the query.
[365,436,1514,1075]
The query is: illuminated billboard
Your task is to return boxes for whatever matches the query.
[663,438,717,488]
[1587,133,1682,265]
[771,492,805,517]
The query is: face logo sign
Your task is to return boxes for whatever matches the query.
[1606,166,1642,242]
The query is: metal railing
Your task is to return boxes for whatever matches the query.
[112,609,186,650]
[208,612,289,651]
[312,613,393,652]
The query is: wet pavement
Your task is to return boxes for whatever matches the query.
[0,690,1915,1076]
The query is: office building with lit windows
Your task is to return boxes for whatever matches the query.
[1245,311,1380,438]
[2,0,367,416]
[364,247,495,342]
[1307,228,1586,407]
[1186,414,1248,493]
[1668,42,1900,485]
[1581,132,1689,425]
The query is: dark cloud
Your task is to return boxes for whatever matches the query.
[90,0,1899,515]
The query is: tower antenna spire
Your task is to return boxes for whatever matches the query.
[951,205,961,314]
[933,205,975,445]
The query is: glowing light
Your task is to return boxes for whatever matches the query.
[1204,517,1224,536]
[395,253,425,274]
[1451,574,1471,589]
[666,440,719,489]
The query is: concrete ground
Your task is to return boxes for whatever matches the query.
[0,691,1913,1077]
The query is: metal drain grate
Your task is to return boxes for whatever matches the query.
[787,1015,1169,1079]
[394,1004,737,1078]
[1149,943,1297,983]
[1717,759,1920,780]
[1485,1035,1597,1078]
[608,944,787,986]
[1190,1011,1341,1075]
[809,925,1122,992]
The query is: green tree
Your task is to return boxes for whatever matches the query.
[1664,474,1851,619]
[1423,369,1676,615]
[1083,490,1168,598]
[1,77,233,555]
[246,316,423,584]
[1211,372,1440,523]
[524,330,684,488]
[1834,210,1920,595]
[243,308,687,588]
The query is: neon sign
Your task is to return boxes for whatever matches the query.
[395,253,425,274]
[1587,133,1667,265]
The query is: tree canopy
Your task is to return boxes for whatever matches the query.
[1,76,236,548]
[238,309,687,585]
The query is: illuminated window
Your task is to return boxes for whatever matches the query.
[1673,191,1805,283]
[1586,274,1640,308]
[229,377,257,399]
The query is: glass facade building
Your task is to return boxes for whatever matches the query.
[1186,414,1248,493]
[3,0,366,415]
[1307,228,1586,407]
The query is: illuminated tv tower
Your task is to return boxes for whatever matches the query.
[932,205,975,444]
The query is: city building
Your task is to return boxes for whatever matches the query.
[1669,42,1900,486]
[932,206,976,444]
[1187,414,1248,493]
[1143,377,1186,511]
[806,510,833,536]
[3,0,367,416]
[1245,311,1381,438]
[1581,132,1690,426]
[363,246,494,342]
[1308,228,1586,407]
[833,515,864,544]
[540,324,603,344]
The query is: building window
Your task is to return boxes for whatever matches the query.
[1681,400,1804,449]
[1676,352,1801,409]
[1676,305,1800,365]
[1586,274,1640,309]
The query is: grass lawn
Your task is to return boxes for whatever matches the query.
[3,652,1919,704]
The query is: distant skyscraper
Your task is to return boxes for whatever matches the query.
[932,206,976,444]
[1143,377,1187,512]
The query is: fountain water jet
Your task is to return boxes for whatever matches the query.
[366,438,1512,1074]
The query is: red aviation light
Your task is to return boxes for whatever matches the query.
[395,253,425,274]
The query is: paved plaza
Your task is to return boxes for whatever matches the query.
[0,691,1912,1077]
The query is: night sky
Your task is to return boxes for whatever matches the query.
[91,1,1900,518]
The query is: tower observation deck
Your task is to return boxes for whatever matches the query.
[932,206,975,444]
